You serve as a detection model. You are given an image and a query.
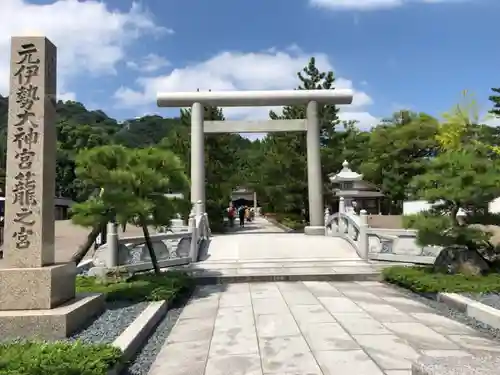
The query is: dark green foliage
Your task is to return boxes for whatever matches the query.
[383,266,500,293]
[360,111,439,213]
[405,146,500,250]
[489,87,500,118]
[0,340,122,375]
[75,271,194,303]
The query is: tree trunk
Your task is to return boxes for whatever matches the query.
[71,221,107,265]
[140,216,161,275]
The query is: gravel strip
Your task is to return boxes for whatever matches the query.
[68,301,149,344]
[462,292,500,310]
[382,282,500,341]
[124,295,190,375]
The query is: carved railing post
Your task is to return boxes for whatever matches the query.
[338,197,345,234]
[359,209,369,260]
[105,222,119,268]
[188,213,198,262]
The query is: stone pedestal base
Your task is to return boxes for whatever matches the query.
[0,263,76,310]
[0,293,105,340]
[304,226,325,236]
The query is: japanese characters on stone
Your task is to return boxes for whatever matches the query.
[11,43,40,250]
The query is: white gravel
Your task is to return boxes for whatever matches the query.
[68,301,149,344]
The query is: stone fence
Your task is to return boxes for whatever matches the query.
[325,209,441,264]
[81,201,211,275]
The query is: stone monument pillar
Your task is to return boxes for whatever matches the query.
[0,36,103,339]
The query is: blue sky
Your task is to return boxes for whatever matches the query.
[1,0,499,129]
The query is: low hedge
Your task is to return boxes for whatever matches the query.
[383,266,500,293]
[0,340,122,375]
[76,270,194,303]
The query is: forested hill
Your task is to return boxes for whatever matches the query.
[0,94,255,205]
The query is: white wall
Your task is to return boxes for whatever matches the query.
[404,199,499,215]
[403,200,434,215]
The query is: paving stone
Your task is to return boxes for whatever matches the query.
[249,283,281,299]
[383,322,459,350]
[289,304,337,325]
[319,296,365,313]
[380,296,434,313]
[446,335,500,352]
[167,317,215,343]
[314,349,384,375]
[276,281,308,292]
[355,281,383,287]
[259,335,322,374]
[224,283,251,293]
[215,307,255,329]
[411,313,480,335]
[148,360,206,375]
[301,322,360,351]
[152,340,211,371]
[192,285,223,300]
[255,313,301,338]
[281,290,319,305]
[205,353,263,375]
[252,297,289,315]
[303,281,342,297]
[356,302,415,322]
[219,292,252,307]
[210,326,259,357]
[334,313,391,335]
[353,334,421,370]
[179,299,219,320]
[341,290,383,303]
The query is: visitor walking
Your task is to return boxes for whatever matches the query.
[238,205,246,227]
[227,204,236,227]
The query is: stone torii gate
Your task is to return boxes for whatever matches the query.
[157,89,353,235]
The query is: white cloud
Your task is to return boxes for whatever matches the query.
[0,0,168,99]
[114,47,376,128]
[126,53,170,73]
[310,0,471,11]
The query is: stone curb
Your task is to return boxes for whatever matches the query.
[437,292,500,330]
[108,300,168,374]
[194,272,381,284]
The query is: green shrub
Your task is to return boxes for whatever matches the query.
[383,266,500,293]
[0,340,122,375]
[76,271,194,303]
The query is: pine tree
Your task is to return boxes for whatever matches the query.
[489,88,500,117]
[254,57,343,218]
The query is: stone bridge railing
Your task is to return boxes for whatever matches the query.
[81,201,211,274]
[325,209,441,264]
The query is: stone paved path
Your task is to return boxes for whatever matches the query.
[185,217,402,278]
[148,281,500,375]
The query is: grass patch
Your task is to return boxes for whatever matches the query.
[383,266,500,293]
[266,212,305,231]
[0,340,122,375]
[76,270,194,303]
